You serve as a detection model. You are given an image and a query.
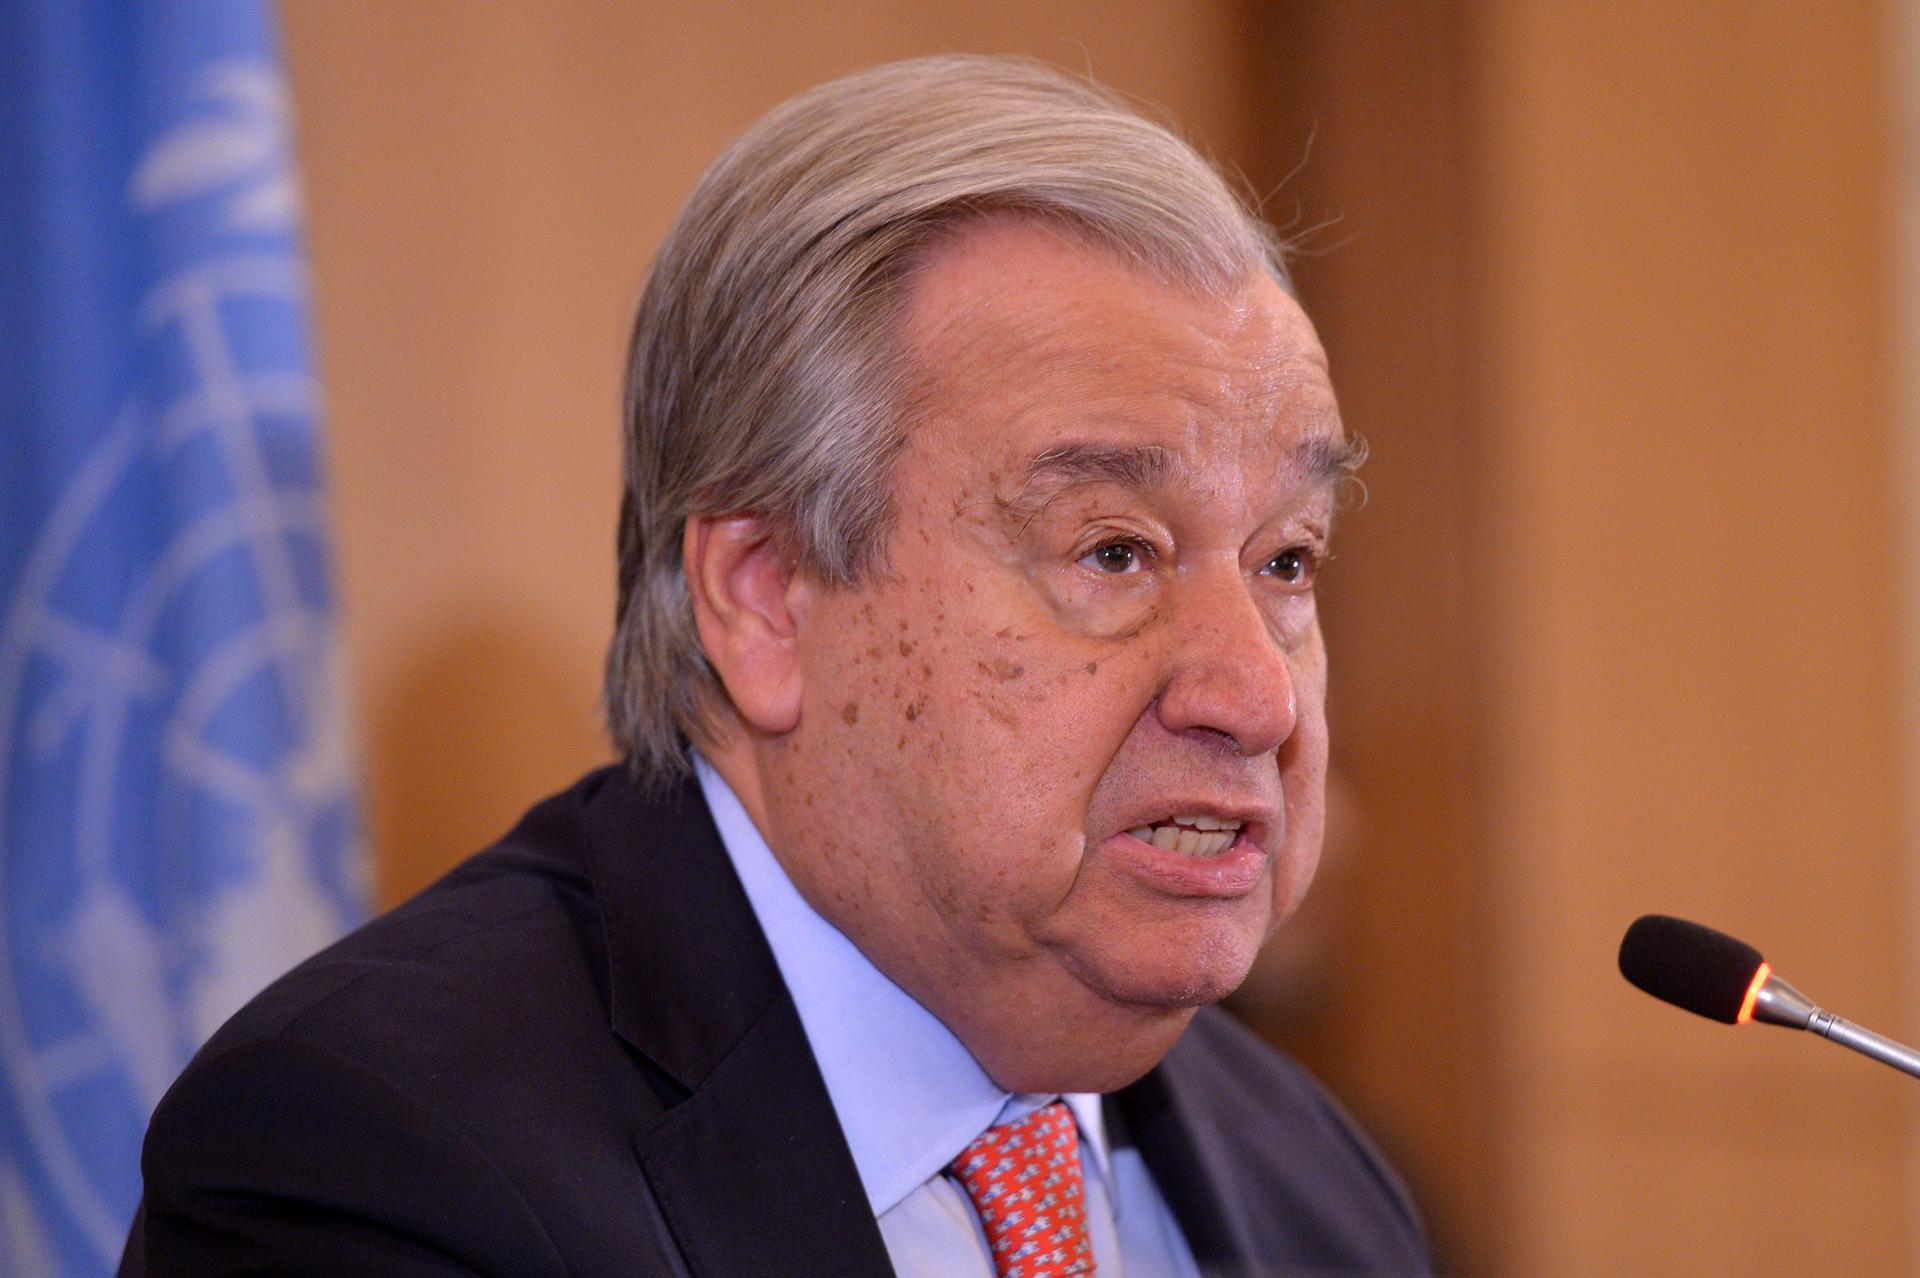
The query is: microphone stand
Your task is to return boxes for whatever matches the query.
[1751,975,1920,1080]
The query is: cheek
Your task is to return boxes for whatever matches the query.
[879,575,1121,770]
[1275,647,1331,915]
[902,630,1140,919]
[801,539,1157,904]
[1039,568,1164,641]
[1279,645,1329,796]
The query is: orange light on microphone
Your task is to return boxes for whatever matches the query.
[1736,961,1771,1024]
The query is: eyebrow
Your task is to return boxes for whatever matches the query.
[1292,435,1368,489]
[1021,443,1175,491]
[1018,434,1365,496]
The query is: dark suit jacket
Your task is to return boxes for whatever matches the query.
[122,767,1432,1277]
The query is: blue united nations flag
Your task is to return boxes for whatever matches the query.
[0,3,367,1272]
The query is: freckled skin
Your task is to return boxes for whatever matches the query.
[707,218,1342,1094]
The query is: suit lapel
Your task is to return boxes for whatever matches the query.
[1112,1047,1259,1278]
[582,772,894,1278]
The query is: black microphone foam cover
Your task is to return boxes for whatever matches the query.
[1618,914,1765,1024]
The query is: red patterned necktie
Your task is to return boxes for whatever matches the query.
[949,1100,1095,1278]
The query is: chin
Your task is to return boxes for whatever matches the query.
[1105,963,1252,1011]
[1070,915,1270,1012]
[1065,936,1264,1014]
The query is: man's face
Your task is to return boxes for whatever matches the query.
[761,217,1348,1089]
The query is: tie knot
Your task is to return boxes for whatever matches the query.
[949,1101,1094,1278]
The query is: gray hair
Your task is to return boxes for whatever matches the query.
[605,53,1288,783]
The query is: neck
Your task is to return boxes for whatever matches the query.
[697,727,773,836]
[700,724,1197,1095]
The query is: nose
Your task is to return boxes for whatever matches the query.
[1153,569,1299,757]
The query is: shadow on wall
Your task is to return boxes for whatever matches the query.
[362,615,610,907]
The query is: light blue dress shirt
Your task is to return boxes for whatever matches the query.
[695,758,1200,1277]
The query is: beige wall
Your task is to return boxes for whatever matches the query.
[1474,3,1915,1272]
[284,2,1918,1273]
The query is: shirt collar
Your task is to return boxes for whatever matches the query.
[695,756,1113,1214]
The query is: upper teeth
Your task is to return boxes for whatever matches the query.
[1125,815,1243,856]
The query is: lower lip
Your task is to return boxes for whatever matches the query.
[1100,829,1270,898]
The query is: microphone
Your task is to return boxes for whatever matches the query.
[1618,914,1920,1080]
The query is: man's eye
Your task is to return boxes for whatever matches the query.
[1266,546,1320,586]
[1081,541,1145,574]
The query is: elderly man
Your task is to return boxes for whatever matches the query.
[124,55,1431,1277]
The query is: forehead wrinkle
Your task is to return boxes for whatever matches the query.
[898,296,1090,470]
[898,222,1346,523]
[910,262,1250,416]
[923,309,1138,413]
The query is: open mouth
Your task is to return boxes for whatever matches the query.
[1123,815,1242,857]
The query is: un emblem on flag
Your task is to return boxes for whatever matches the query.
[0,61,363,1269]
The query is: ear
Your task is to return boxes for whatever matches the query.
[684,514,806,736]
